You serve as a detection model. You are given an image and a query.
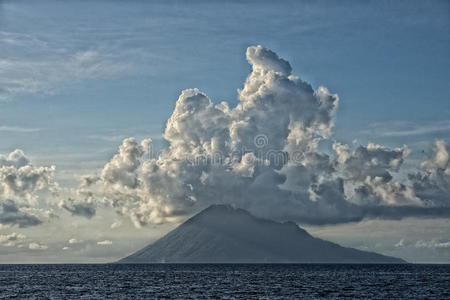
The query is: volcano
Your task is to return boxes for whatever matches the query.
[118,204,405,263]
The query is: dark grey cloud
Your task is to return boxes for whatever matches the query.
[280,203,450,226]
[59,198,96,219]
[0,200,42,228]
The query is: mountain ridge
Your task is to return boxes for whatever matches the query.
[118,204,406,264]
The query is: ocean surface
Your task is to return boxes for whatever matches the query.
[0,264,448,299]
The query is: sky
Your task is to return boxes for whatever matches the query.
[0,0,449,263]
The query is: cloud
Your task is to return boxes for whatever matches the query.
[415,240,450,249]
[1,232,50,251]
[0,149,57,227]
[333,142,421,207]
[246,45,292,75]
[0,201,42,228]
[58,197,96,219]
[0,149,56,203]
[395,239,404,248]
[28,242,48,250]
[364,120,450,137]
[333,142,409,183]
[0,31,48,48]
[0,126,41,133]
[97,240,112,246]
[58,174,99,218]
[110,220,122,229]
[67,46,450,226]
[68,238,82,244]
[101,138,151,189]
[408,140,450,206]
[0,149,30,169]
[0,47,132,101]
[0,232,26,247]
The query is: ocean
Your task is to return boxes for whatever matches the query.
[0,264,448,299]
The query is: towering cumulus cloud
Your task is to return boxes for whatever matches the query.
[0,149,56,227]
[409,140,450,206]
[72,45,450,226]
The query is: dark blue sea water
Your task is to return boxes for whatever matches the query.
[0,264,448,299]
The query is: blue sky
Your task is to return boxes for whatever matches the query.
[1,0,449,164]
[0,0,449,262]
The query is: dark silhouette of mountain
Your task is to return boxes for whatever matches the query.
[118,204,406,263]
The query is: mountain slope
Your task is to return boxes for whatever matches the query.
[118,205,406,263]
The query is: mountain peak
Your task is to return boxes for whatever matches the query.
[197,204,244,215]
[119,205,406,264]
[187,204,251,222]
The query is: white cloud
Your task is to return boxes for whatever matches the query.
[101,138,151,189]
[0,232,26,247]
[0,47,133,101]
[409,140,450,206]
[333,142,409,182]
[28,242,48,250]
[0,149,57,227]
[415,240,450,249]
[17,45,449,228]
[0,149,56,202]
[0,126,41,133]
[110,220,122,229]
[394,239,404,248]
[77,45,336,225]
[365,120,450,137]
[97,240,112,246]
[68,238,82,244]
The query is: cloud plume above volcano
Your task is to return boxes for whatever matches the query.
[71,45,450,227]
